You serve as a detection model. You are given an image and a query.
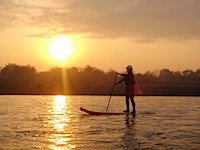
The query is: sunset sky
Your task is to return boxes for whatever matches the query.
[0,0,200,73]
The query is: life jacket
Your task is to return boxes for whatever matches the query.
[124,73,136,86]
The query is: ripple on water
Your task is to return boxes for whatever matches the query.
[0,96,200,150]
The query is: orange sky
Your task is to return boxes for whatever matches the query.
[0,0,200,73]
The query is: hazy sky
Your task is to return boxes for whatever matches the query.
[0,0,200,73]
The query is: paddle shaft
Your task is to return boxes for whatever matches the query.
[106,73,117,111]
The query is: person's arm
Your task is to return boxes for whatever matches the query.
[116,72,126,76]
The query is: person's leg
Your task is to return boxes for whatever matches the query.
[130,97,136,114]
[123,96,130,113]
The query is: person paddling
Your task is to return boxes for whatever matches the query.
[115,65,136,114]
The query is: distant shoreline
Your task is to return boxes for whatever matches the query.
[1,64,200,97]
[0,93,199,96]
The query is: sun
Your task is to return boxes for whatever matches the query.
[49,35,73,61]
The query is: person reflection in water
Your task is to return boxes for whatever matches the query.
[115,65,136,115]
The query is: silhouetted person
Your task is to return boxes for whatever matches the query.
[115,65,136,114]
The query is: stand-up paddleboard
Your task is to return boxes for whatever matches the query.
[80,107,129,115]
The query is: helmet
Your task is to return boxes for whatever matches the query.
[126,65,132,70]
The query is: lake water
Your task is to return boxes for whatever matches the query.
[0,95,199,150]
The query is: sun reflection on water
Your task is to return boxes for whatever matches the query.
[49,95,75,150]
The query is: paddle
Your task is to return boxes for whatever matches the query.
[106,73,117,111]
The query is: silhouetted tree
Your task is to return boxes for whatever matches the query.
[159,69,174,81]
[0,63,199,95]
[0,64,37,88]
[195,69,200,79]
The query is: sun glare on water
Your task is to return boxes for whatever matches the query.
[49,35,74,61]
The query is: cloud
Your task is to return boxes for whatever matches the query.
[1,0,200,41]
[0,0,16,31]
[0,0,53,31]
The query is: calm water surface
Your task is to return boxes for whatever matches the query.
[0,95,199,150]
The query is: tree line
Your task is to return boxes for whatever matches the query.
[0,63,200,96]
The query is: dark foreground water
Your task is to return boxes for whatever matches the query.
[0,95,199,150]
